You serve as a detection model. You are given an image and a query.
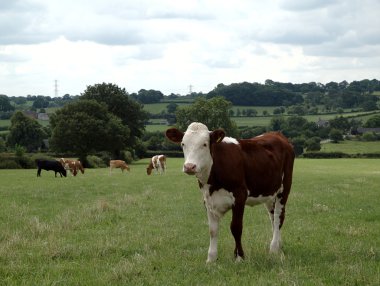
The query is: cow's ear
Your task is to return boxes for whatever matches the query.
[210,129,225,144]
[166,128,184,143]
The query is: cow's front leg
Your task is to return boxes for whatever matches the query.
[231,202,245,261]
[206,209,220,263]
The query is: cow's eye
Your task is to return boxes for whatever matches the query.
[181,143,185,147]
[203,143,207,147]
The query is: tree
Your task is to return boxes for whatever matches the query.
[273,107,285,115]
[305,137,321,152]
[0,95,15,112]
[133,89,164,104]
[269,116,287,131]
[7,111,46,152]
[175,96,238,137]
[166,102,178,114]
[364,115,380,127]
[50,100,130,163]
[329,128,343,143]
[329,116,350,132]
[291,137,305,156]
[361,100,378,111]
[287,105,307,115]
[32,96,49,108]
[81,83,148,147]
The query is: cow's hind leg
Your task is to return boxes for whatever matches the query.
[231,202,245,261]
[265,200,275,228]
[270,196,285,253]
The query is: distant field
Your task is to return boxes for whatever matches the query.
[321,140,380,154]
[0,120,10,127]
[143,103,191,114]
[0,158,379,285]
[145,124,171,132]
[232,116,272,127]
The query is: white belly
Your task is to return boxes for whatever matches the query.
[202,187,235,218]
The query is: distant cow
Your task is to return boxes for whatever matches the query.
[36,159,67,177]
[59,158,84,176]
[147,155,166,175]
[166,122,295,262]
[110,160,130,173]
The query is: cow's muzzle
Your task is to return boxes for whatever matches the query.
[183,163,196,175]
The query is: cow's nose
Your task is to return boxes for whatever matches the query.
[183,163,196,174]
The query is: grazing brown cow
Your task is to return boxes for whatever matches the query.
[146,155,166,175]
[60,158,85,176]
[110,160,130,173]
[166,122,295,262]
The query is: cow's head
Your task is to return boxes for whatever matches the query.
[166,122,225,182]
[146,163,154,175]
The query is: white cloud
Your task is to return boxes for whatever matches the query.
[0,0,379,97]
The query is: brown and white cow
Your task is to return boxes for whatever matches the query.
[166,122,295,263]
[110,160,130,173]
[146,155,166,175]
[59,158,85,176]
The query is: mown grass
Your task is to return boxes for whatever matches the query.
[0,158,379,285]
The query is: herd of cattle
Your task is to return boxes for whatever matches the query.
[35,122,295,263]
[35,155,167,177]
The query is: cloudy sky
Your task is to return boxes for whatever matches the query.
[1,0,379,97]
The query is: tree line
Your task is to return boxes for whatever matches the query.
[206,79,380,109]
[1,79,380,167]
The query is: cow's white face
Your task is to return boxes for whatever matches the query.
[181,123,213,182]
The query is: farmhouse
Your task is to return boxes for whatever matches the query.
[37,113,49,121]
[356,127,380,134]
[316,117,329,128]
[22,110,37,119]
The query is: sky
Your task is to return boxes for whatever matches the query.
[1,0,380,97]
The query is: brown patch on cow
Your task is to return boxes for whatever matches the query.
[166,128,184,143]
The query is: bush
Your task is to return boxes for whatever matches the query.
[302,152,350,158]
[0,153,52,169]
[305,137,321,152]
[86,155,107,168]
[30,153,55,163]
[0,159,21,169]
[0,138,6,152]
[121,150,133,164]
[145,150,184,158]
[329,128,343,143]
[362,132,377,141]
[15,156,35,169]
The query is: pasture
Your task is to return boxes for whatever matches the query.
[321,140,380,154]
[0,158,379,285]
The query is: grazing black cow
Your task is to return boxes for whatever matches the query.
[36,159,67,177]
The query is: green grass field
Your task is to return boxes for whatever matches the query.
[0,158,379,285]
[321,140,380,154]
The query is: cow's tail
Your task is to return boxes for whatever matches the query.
[281,144,295,206]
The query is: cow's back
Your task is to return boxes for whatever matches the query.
[242,132,294,197]
[209,132,294,197]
